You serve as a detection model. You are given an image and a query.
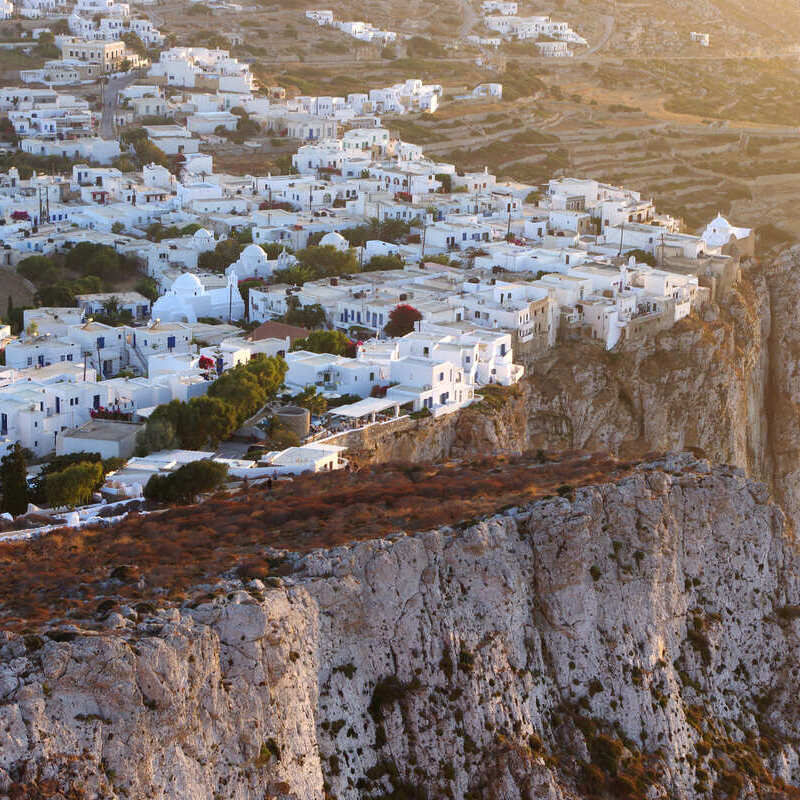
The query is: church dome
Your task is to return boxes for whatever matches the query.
[242,243,268,261]
[172,272,204,296]
[319,231,349,251]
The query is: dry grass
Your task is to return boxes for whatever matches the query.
[0,452,643,632]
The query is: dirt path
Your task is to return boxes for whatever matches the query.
[581,0,616,57]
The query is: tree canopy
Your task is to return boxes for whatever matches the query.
[292,329,352,356]
[272,245,359,286]
[340,218,412,248]
[43,461,104,509]
[137,355,288,455]
[0,443,28,516]
[144,459,228,505]
[64,242,134,283]
[197,238,244,272]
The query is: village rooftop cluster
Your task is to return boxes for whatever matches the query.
[0,0,750,529]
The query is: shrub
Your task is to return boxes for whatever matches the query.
[368,675,420,722]
[384,304,422,337]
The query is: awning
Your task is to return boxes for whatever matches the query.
[329,397,399,419]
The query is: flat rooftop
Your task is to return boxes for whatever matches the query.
[62,419,144,442]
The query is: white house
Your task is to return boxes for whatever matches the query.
[481,0,517,14]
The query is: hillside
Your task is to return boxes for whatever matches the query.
[2,455,800,799]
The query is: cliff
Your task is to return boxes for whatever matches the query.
[4,454,800,800]
[345,251,800,532]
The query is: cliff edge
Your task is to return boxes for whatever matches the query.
[3,454,800,800]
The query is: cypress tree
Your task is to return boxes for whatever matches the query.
[1,443,28,516]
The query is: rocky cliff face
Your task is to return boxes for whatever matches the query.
[348,251,800,529]
[4,455,800,800]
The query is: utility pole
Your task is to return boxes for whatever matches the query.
[618,221,624,257]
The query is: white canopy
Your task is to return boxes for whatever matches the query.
[329,397,399,419]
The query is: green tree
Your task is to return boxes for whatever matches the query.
[135,416,179,456]
[272,263,314,286]
[29,451,118,504]
[197,238,244,272]
[291,385,327,415]
[282,300,327,329]
[111,221,125,234]
[32,31,59,59]
[184,395,239,448]
[120,31,146,56]
[17,255,59,285]
[292,329,351,355]
[260,242,294,259]
[113,155,136,172]
[384,304,423,338]
[0,443,28,516]
[135,276,159,302]
[43,461,104,508]
[35,282,78,307]
[64,242,129,282]
[208,369,267,422]
[340,218,411,248]
[245,354,288,397]
[121,127,170,169]
[294,245,358,279]
[144,459,228,504]
[364,254,404,272]
[624,248,657,266]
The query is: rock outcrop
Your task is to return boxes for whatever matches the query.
[4,455,800,799]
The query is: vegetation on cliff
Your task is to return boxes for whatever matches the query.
[0,452,638,630]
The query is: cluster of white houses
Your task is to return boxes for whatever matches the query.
[0,52,755,486]
[305,9,397,46]
[479,1,586,55]
[68,0,164,47]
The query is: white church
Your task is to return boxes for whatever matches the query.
[151,272,245,323]
[225,244,298,282]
